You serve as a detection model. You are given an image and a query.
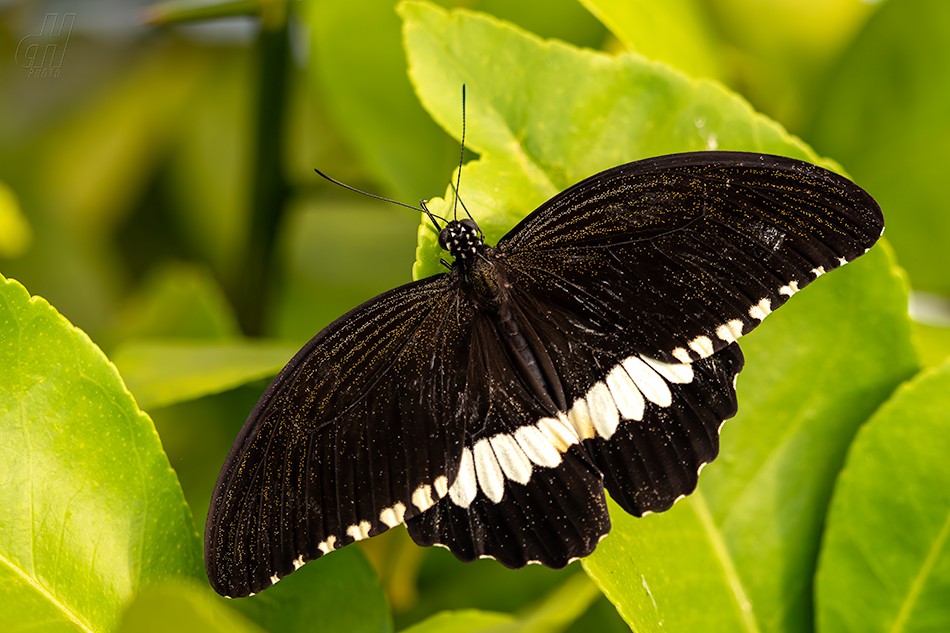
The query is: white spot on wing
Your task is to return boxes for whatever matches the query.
[490,433,533,485]
[347,521,371,541]
[838,256,848,267]
[586,381,620,439]
[537,416,579,452]
[380,502,406,528]
[434,475,448,498]
[641,355,694,384]
[566,398,595,440]
[672,347,691,363]
[605,364,645,420]
[715,319,744,344]
[514,424,562,468]
[688,335,714,358]
[448,447,478,508]
[293,555,305,570]
[270,574,279,585]
[749,298,771,321]
[779,281,799,296]
[473,438,505,503]
[811,266,826,277]
[623,356,672,407]
[318,535,337,554]
[411,484,435,512]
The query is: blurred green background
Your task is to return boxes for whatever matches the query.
[1,0,948,630]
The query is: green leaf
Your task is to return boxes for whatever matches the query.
[401,610,515,633]
[144,0,261,26]
[399,6,917,630]
[118,582,267,633]
[816,359,950,632]
[911,321,950,370]
[114,261,242,344]
[401,572,601,633]
[398,0,820,280]
[808,0,950,295]
[0,180,32,258]
[0,275,201,632]
[230,547,393,633]
[111,339,299,411]
[304,0,459,201]
[585,246,915,633]
[271,198,419,341]
[578,0,725,80]
[585,496,755,632]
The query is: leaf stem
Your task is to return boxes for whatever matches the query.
[236,14,290,336]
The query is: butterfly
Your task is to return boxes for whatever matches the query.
[204,150,883,597]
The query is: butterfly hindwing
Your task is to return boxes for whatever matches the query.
[406,287,744,565]
[500,152,883,364]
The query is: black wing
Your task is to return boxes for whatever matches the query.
[405,288,744,568]
[499,151,884,364]
[406,152,878,566]
[205,275,482,597]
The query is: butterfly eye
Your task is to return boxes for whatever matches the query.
[460,218,479,233]
[438,226,454,251]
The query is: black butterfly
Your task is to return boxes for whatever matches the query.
[205,151,883,597]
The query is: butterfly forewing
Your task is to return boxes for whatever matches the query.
[206,150,883,596]
[500,152,883,364]
[205,275,483,597]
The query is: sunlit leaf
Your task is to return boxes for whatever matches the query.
[816,359,950,632]
[0,180,32,258]
[118,582,267,633]
[579,0,725,80]
[112,339,299,410]
[0,275,201,632]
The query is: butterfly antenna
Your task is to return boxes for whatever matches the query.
[314,168,445,231]
[451,85,467,222]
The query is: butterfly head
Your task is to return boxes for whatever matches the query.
[438,218,484,263]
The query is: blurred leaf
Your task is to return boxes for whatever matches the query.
[145,0,261,25]
[0,275,201,632]
[579,0,725,80]
[112,338,298,410]
[911,322,950,369]
[165,48,253,279]
[114,261,241,345]
[401,572,601,633]
[304,0,459,201]
[399,550,573,630]
[270,198,419,341]
[399,0,819,280]
[41,44,208,243]
[119,582,267,633]
[505,572,602,633]
[401,610,515,633]
[231,547,393,633]
[707,0,877,133]
[808,0,950,295]
[0,180,32,258]
[816,359,950,632]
